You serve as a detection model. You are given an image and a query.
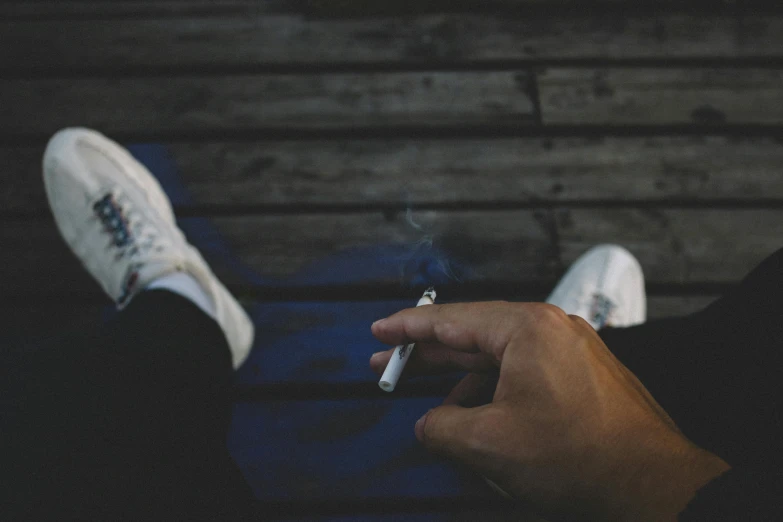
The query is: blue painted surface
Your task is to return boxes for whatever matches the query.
[229,399,486,501]
[124,145,492,509]
[236,300,397,386]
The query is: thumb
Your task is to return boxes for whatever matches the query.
[415,404,496,472]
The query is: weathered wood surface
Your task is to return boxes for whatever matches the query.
[0,294,715,352]
[0,72,533,138]
[7,137,783,213]
[236,296,717,387]
[556,208,783,283]
[1,2,776,518]
[168,210,783,284]
[539,68,783,124]
[279,510,537,522]
[0,1,256,19]
[5,210,779,298]
[3,14,782,71]
[0,0,758,20]
[228,398,530,512]
[647,295,716,317]
[226,293,720,387]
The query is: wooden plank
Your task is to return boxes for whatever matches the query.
[0,1,754,20]
[555,208,783,283]
[199,212,558,285]
[0,1,255,19]
[148,137,783,205]
[0,294,713,394]
[284,508,543,522]
[4,210,779,299]
[646,295,716,318]
[497,15,783,60]
[0,72,534,138]
[3,14,782,70]
[236,398,545,520]
[7,137,783,213]
[226,399,507,506]
[538,68,783,124]
[0,287,708,411]
[0,210,556,296]
[238,295,720,386]
[240,295,719,386]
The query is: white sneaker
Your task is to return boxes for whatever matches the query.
[547,244,646,330]
[43,127,254,369]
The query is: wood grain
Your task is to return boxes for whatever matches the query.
[555,208,783,282]
[229,398,508,504]
[539,68,783,124]
[3,14,782,70]
[1,0,746,20]
[7,137,783,213]
[208,209,783,285]
[646,295,716,318]
[1,0,758,20]
[4,210,779,298]
[0,72,534,138]
[0,1,257,19]
[0,294,713,352]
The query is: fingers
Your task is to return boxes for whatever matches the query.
[372,301,532,363]
[370,343,496,376]
[443,372,498,407]
[415,403,499,475]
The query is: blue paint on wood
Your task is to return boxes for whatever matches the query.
[122,144,492,508]
[229,399,488,501]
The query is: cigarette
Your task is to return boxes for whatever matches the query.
[379,287,437,392]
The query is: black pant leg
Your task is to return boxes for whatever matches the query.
[3,290,257,521]
[600,247,783,467]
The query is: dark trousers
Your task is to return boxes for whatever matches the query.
[601,247,783,471]
[2,291,258,521]
[3,249,782,519]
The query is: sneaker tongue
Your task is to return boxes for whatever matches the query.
[119,260,180,304]
[136,260,181,289]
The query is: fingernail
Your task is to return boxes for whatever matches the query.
[372,319,387,329]
[370,351,384,363]
[415,409,432,441]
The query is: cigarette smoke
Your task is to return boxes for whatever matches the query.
[397,205,469,287]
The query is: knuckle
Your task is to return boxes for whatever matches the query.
[568,314,594,332]
[432,319,462,345]
[529,302,568,326]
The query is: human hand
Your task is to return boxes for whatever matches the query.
[370,302,730,521]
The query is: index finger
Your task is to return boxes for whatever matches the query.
[371,301,527,364]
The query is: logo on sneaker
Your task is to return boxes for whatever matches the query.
[590,293,616,329]
[117,268,140,306]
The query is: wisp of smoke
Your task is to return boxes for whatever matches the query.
[397,206,469,288]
